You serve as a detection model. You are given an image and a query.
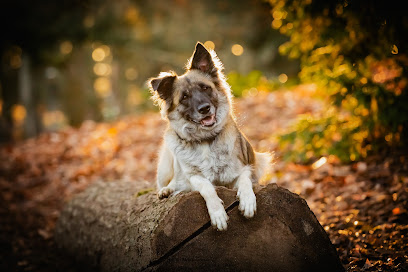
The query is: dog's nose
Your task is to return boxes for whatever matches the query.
[198,103,211,114]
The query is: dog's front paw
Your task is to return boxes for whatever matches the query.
[209,209,229,231]
[158,186,174,199]
[207,201,229,231]
[237,190,257,218]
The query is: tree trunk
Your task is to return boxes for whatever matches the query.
[19,54,38,138]
[55,181,344,272]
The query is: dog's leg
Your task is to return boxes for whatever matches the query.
[158,178,177,199]
[157,145,174,198]
[235,165,257,218]
[190,175,229,231]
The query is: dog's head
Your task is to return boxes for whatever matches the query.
[149,42,232,141]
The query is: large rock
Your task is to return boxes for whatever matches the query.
[55,181,344,272]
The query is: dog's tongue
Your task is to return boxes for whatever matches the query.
[201,115,216,126]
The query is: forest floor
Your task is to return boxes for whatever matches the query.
[1,87,407,271]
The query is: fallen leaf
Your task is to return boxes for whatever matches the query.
[392,207,401,215]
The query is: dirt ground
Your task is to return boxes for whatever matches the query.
[1,88,407,271]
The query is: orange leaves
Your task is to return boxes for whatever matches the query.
[273,144,408,270]
[1,85,408,271]
[392,207,402,215]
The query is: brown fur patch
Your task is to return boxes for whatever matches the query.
[236,132,256,166]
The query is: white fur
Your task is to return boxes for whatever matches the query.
[157,119,272,230]
[234,166,257,218]
[190,175,229,231]
[255,152,273,180]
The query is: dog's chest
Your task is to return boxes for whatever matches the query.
[175,141,239,183]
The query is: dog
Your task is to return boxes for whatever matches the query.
[149,42,272,231]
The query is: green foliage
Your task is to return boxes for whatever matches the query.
[136,188,154,197]
[280,109,368,162]
[227,71,264,96]
[227,70,295,97]
[269,0,408,162]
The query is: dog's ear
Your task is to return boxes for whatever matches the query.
[149,75,176,101]
[188,42,219,77]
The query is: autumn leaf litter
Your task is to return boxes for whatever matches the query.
[1,88,407,271]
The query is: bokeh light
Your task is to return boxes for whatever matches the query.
[204,41,215,50]
[272,10,283,20]
[94,77,112,97]
[271,19,282,29]
[93,63,112,76]
[92,48,106,62]
[60,41,73,55]
[100,45,111,57]
[278,73,288,83]
[11,104,26,124]
[125,68,138,81]
[231,44,244,56]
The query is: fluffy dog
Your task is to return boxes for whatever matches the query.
[149,42,271,231]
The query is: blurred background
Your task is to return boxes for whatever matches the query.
[0,0,298,142]
[0,0,407,163]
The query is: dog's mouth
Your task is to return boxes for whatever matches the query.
[200,114,216,127]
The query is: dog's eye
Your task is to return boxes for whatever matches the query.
[201,85,210,91]
[181,93,188,101]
